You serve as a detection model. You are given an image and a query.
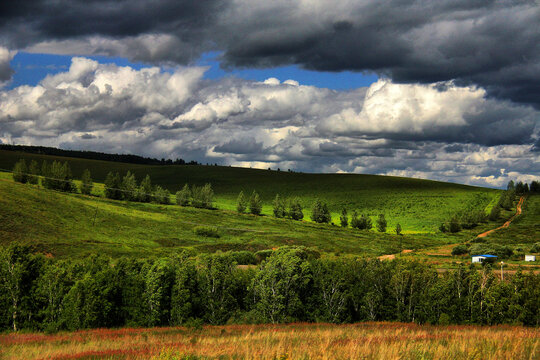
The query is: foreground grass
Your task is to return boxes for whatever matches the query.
[0,323,537,360]
[0,150,500,232]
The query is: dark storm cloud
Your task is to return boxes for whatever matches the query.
[1,1,539,108]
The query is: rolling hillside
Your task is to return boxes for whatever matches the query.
[0,149,500,233]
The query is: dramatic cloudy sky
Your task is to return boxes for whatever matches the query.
[0,0,538,187]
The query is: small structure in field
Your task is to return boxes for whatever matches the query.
[525,255,536,262]
[472,254,498,263]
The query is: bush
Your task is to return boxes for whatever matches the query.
[194,226,220,238]
[139,175,154,203]
[451,244,469,256]
[41,161,76,192]
[395,223,402,235]
[228,251,257,265]
[254,249,274,263]
[469,243,513,259]
[530,242,540,253]
[448,216,461,233]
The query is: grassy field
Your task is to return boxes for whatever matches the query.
[0,149,500,233]
[3,175,496,259]
[1,323,537,359]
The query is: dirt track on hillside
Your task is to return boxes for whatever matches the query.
[476,196,525,238]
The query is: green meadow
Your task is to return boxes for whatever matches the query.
[0,149,500,234]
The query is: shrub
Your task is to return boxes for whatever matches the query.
[448,216,461,233]
[228,251,257,265]
[194,226,220,238]
[254,249,274,263]
[530,242,540,253]
[451,244,469,256]
[139,175,154,203]
[395,223,402,235]
[469,243,513,259]
[41,161,76,192]
[350,211,360,229]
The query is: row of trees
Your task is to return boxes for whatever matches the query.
[235,193,398,233]
[176,184,214,209]
[1,246,538,332]
[13,159,81,193]
[104,171,171,204]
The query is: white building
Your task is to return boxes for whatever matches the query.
[472,254,498,263]
[525,255,536,262]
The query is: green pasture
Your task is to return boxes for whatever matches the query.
[0,173,502,259]
[0,150,500,233]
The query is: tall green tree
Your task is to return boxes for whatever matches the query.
[272,194,286,218]
[153,186,171,205]
[121,171,138,201]
[376,214,387,233]
[288,198,303,220]
[12,159,28,184]
[236,191,248,213]
[104,172,122,200]
[311,199,331,224]
[80,169,93,195]
[175,183,191,206]
[139,175,154,203]
[395,223,402,235]
[249,191,262,215]
[340,208,348,228]
[27,160,40,185]
[250,247,312,323]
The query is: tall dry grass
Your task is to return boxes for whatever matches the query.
[0,322,537,360]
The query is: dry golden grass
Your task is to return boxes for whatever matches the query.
[1,323,538,360]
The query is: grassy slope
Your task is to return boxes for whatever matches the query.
[480,194,540,247]
[0,175,499,259]
[0,150,500,233]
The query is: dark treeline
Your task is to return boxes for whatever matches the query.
[1,246,538,333]
[1,144,199,166]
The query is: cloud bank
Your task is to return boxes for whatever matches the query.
[1,0,539,109]
[0,58,537,187]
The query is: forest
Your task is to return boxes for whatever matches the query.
[0,245,538,333]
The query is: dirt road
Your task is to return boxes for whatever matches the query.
[476,196,525,238]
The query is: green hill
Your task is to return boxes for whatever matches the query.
[0,149,500,233]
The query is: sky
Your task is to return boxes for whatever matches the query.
[0,0,538,188]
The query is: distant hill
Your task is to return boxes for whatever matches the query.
[0,144,199,166]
